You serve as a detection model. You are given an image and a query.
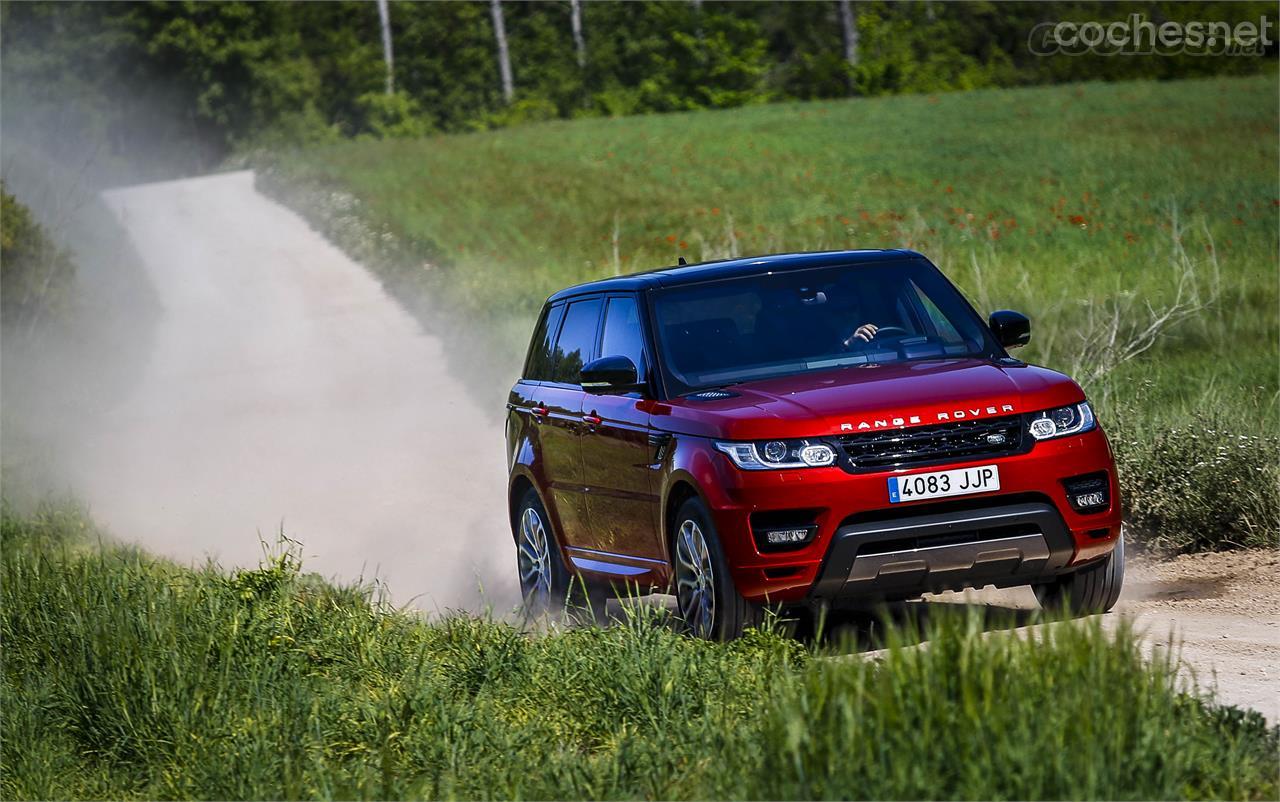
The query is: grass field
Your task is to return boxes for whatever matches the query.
[261,74,1278,551]
[3,502,1277,800]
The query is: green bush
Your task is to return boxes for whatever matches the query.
[1111,412,1278,553]
[354,91,433,140]
[3,503,1276,800]
[0,185,77,332]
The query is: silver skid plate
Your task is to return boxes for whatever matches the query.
[847,532,1051,583]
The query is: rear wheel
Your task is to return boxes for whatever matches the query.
[672,497,761,640]
[515,489,608,622]
[1035,530,1125,615]
[516,490,565,613]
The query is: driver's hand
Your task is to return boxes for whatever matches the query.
[852,323,879,342]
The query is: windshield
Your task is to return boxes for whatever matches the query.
[651,260,1003,395]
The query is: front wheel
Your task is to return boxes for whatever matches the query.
[1035,530,1125,615]
[672,497,761,640]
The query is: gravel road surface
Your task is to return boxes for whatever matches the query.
[931,549,1278,722]
[92,170,516,612]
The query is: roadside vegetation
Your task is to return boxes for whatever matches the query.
[3,501,1276,800]
[260,74,1279,553]
[0,184,77,337]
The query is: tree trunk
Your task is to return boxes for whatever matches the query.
[491,0,514,103]
[837,0,858,95]
[376,0,394,95]
[570,0,585,69]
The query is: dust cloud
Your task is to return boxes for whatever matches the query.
[2,155,520,613]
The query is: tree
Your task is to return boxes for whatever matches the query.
[491,0,514,103]
[838,0,859,79]
[376,0,394,95]
[570,0,585,69]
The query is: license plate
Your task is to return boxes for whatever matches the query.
[888,464,1000,503]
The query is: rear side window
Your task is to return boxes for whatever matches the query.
[524,304,565,381]
[550,298,602,384]
[600,296,647,381]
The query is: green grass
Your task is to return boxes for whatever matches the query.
[260,74,1279,551]
[262,74,1278,418]
[3,502,1277,800]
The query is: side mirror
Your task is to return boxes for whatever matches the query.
[581,355,642,394]
[988,310,1031,349]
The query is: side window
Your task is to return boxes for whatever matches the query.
[908,280,963,343]
[550,298,602,385]
[524,304,565,381]
[600,296,647,381]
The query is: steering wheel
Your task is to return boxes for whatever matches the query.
[843,325,911,349]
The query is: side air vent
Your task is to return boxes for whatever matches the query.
[689,389,738,400]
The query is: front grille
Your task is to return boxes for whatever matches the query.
[833,414,1026,472]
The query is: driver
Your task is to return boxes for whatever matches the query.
[842,322,881,349]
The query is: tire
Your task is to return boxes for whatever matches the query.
[1035,530,1125,615]
[514,488,606,622]
[672,497,761,640]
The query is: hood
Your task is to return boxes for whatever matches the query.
[652,358,1085,441]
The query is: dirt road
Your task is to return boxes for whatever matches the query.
[72,170,1275,721]
[933,550,1278,722]
[88,171,516,612]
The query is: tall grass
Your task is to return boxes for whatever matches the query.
[4,503,1276,800]
[258,75,1279,552]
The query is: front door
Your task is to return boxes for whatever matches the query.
[580,295,664,562]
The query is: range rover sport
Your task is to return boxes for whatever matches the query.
[506,250,1124,639]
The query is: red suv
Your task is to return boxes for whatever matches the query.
[506,250,1124,639]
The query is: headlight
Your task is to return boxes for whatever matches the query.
[714,439,838,470]
[1027,402,1095,440]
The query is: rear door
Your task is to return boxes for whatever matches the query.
[579,294,664,562]
[536,296,603,548]
[511,301,565,507]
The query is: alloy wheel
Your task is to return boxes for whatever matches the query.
[675,518,717,638]
[518,506,553,607]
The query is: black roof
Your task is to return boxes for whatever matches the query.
[547,248,923,303]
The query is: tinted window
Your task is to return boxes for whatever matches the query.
[550,298,602,384]
[909,280,964,344]
[600,296,647,381]
[652,261,1000,394]
[524,303,565,381]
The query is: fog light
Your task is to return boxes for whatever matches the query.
[764,527,815,546]
[750,510,820,552]
[1063,472,1110,513]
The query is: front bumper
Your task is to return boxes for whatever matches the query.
[691,427,1122,604]
[809,501,1073,603]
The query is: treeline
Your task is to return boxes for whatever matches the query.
[1,1,1274,172]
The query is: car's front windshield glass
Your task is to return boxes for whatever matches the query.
[651,260,1003,395]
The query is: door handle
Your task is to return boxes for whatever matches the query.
[530,406,549,420]
[582,414,602,426]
